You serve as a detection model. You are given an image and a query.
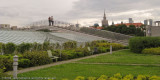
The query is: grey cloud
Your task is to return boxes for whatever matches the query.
[66,0,160,26]
[68,0,160,18]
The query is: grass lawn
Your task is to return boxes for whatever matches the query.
[18,50,160,80]
[78,49,160,64]
[18,63,160,80]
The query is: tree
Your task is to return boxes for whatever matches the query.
[93,23,99,28]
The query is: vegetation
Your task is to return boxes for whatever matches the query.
[17,43,32,53]
[18,50,160,80]
[69,73,160,80]
[129,37,160,53]
[18,63,160,80]
[23,51,52,66]
[103,24,145,36]
[78,50,160,64]
[142,47,160,55]
[0,40,125,72]
[2,42,16,54]
[36,29,52,32]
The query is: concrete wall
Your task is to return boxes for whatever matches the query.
[151,26,160,37]
[146,26,160,37]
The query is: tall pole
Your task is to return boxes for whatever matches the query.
[110,41,112,54]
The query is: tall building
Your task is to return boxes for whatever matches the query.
[149,19,153,26]
[144,20,148,25]
[102,10,109,27]
[144,19,153,26]
[129,18,134,23]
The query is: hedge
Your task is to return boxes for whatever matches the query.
[142,47,160,55]
[23,51,52,66]
[2,43,16,54]
[129,37,160,53]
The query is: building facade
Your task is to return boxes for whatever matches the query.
[102,10,109,27]
[146,26,160,37]
[0,24,10,29]
[129,18,134,23]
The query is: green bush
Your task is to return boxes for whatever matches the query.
[32,42,43,51]
[0,55,13,72]
[64,74,160,80]
[23,51,52,66]
[17,43,32,53]
[111,43,125,51]
[0,43,2,53]
[2,42,16,54]
[98,47,109,53]
[129,37,160,53]
[63,41,77,50]
[18,59,31,68]
[42,41,50,51]
[142,47,160,55]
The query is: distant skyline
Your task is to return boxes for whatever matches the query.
[0,0,160,27]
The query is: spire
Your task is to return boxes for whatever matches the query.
[103,9,106,20]
[112,21,115,25]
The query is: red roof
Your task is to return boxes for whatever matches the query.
[90,27,103,29]
[116,23,143,27]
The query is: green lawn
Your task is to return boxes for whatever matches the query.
[18,50,160,80]
[18,63,160,80]
[78,50,160,64]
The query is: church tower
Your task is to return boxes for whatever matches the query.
[102,10,109,27]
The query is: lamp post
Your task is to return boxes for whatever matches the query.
[60,42,63,60]
[110,41,112,54]
[13,55,18,79]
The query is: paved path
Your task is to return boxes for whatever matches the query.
[7,51,112,75]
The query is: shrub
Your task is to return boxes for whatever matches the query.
[2,42,16,54]
[23,51,52,66]
[63,74,160,80]
[0,43,2,53]
[136,75,147,80]
[43,41,50,51]
[63,41,77,49]
[114,73,122,79]
[142,47,160,55]
[88,77,96,80]
[74,76,85,80]
[17,43,32,53]
[98,47,109,53]
[129,37,160,53]
[123,74,134,80]
[0,56,13,72]
[32,42,43,51]
[149,76,160,80]
[97,75,108,80]
[111,43,124,51]
[18,59,31,68]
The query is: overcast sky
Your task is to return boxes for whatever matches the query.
[0,0,160,27]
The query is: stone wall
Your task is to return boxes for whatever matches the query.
[146,26,160,37]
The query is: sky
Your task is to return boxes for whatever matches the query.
[0,0,160,27]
